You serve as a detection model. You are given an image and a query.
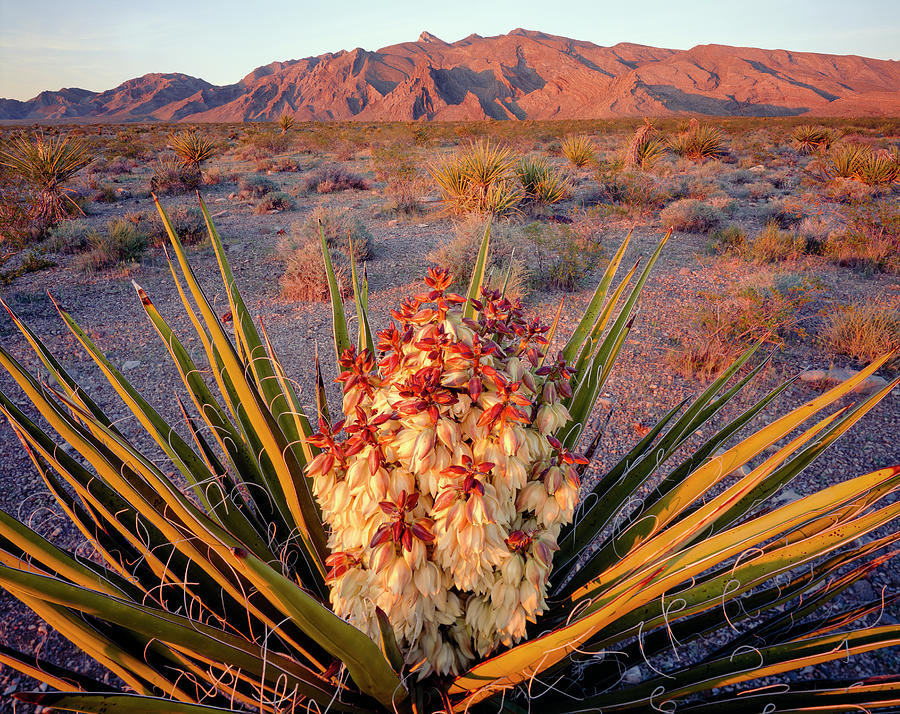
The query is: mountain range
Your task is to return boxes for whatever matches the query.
[2,29,899,122]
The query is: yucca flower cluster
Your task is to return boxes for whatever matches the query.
[307,267,585,677]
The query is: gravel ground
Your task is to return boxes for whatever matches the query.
[0,158,898,710]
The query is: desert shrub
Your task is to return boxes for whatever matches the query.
[431,139,522,216]
[705,224,748,256]
[823,176,879,204]
[671,273,817,377]
[105,157,136,175]
[596,166,668,214]
[150,157,201,194]
[660,198,723,233]
[46,219,92,254]
[273,157,301,172]
[371,142,425,215]
[382,175,427,216]
[668,123,726,161]
[757,198,805,228]
[302,164,368,193]
[76,218,148,270]
[522,222,602,291]
[243,129,291,155]
[279,238,349,302]
[820,299,900,369]
[255,191,297,213]
[824,201,900,274]
[744,180,775,199]
[791,125,834,154]
[516,157,571,207]
[749,222,809,262]
[428,217,529,300]
[238,174,277,198]
[561,134,596,167]
[291,205,372,259]
[89,183,122,203]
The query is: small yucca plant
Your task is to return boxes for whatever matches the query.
[669,123,726,162]
[169,129,219,171]
[825,143,868,179]
[561,134,596,167]
[278,113,297,134]
[624,121,664,169]
[516,157,571,206]
[0,131,92,223]
[854,149,900,185]
[431,139,522,216]
[791,124,834,154]
[1,199,900,713]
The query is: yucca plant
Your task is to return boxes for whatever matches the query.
[431,139,522,216]
[854,149,900,186]
[169,130,219,172]
[278,113,296,135]
[669,124,726,162]
[791,124,834,154]
[515,157,571,206]
[2,197,900,713]
[825,143,868,179]
[0,131,92,223]
[560,134,595,167]
[624,122,664,169]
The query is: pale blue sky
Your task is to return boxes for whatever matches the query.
[1,0,898,100]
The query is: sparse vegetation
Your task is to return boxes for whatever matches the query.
[660,198,723,233]
[749,221,809,262]
[302,163,369,193]
[820,299,900,369]
[523,221,602,290]
[238,173,277,198]
[825,201,900,274]
[75,218,149,270]
[669,122,726,161]
[255,191,296,213]
[791,125,834,154]
[149,156,201,194]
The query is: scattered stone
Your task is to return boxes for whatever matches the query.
[800,369,828,383]
[121,360,140,371]
[850,579,876,601]
[623,666,643,684]
[852,375,888,394]
[828,367,859,382]
[597,398,613,409]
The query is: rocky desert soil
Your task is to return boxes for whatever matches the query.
[0,119,898,709]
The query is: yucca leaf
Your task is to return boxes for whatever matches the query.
[576,625,900,710]
[319,218,351,362]
[350,235,375,354]
[561,231,630,365]
[12,693,248,714]
[156,198,328,584]
[0,565,348,708]
[0,643,113,692]
[464,218,491,319]
[231,547,407,710]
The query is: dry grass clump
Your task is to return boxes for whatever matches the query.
[240,129,291,156]
[522,221,602,291]
[279,239,348,302]
[749,222,809,262]
[824,202,900,274]
[596,166,668,215]
[561,135,596,167]
[74,218,148,271]
[255,191,296,213]
[704,224,748,256]
[302,164,368,193]
[757,198,804,228]
[670,273,817,377]
[150,157,201,194]
[427,217,529,300]
[660,198,723,233]
[238,174,277,199]
[278,207,372,301]
[820,299,900,369]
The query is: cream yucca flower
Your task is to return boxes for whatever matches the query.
[308,267,584,677]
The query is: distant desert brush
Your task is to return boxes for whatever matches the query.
[669,123,726,161]
[820,299,900,368]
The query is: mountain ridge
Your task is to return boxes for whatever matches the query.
[2,29,898,122]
